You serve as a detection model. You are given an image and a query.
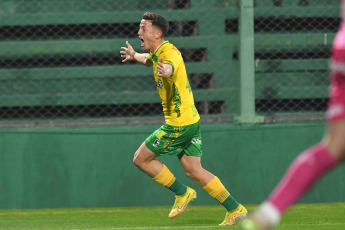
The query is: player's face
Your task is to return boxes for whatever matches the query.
[138,19,158,52]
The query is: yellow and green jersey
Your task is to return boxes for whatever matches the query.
[147,41,200,126]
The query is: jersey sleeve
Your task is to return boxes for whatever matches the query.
[161,50,182,76]
[145,52,155,66]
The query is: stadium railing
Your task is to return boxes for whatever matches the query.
[253,0,338,117]
[0,0,339,124]
[0,0,240,117]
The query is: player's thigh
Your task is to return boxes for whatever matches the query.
[133,141,160,164]
[179,154,202,172]
[181,121,203,157]
[323,119,345,161]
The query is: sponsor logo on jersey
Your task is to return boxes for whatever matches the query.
[191,138,202,145]
[153,139,160,147]
[156,79,163,88]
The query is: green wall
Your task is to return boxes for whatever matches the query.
[1,121,344,209]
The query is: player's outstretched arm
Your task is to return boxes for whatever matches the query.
[120,41,152,66]
[157,58,173,77]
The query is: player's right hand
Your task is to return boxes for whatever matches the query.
[120,41,136,62]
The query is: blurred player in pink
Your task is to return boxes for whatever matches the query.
[241,1,345,229]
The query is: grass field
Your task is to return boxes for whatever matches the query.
[0,203,344,230]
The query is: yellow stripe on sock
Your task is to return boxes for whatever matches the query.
[153,164,175,187]
[166,177,176,188]
[203,176,230,203]
[215,189,230,203]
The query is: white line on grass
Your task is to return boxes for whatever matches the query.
[85,226,216,230]
[81,222,345,230]
[113,222,345,230]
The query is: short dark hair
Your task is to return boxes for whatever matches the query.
[143,12,169,37]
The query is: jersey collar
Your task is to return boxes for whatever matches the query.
[151,41,169,63]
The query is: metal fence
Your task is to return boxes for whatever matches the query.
[253,0,339,122]
[0,0,340,127]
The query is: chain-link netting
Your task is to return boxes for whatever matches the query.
[0,0,240,126]
[0,0,340,127]
[253,0,339,121]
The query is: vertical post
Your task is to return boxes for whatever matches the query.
[234,0,264,124]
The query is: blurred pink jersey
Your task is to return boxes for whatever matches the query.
[333,0,345,49]
[327,0,345,122]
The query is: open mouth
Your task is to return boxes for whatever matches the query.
[139,37,144,47]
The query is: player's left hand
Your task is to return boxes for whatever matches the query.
[157,58,173,77]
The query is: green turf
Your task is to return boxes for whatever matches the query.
[0,203,344,229]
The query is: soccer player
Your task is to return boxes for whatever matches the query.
[120,12,247,225]
[241,1,345,229]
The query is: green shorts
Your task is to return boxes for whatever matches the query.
[145,121,202,157]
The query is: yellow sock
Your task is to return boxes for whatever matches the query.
[153,164,175,187]
[203,176,229,203]
[153,165,187,195]
[203,176,239,210]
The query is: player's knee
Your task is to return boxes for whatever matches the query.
[337,140,345,158]
[324,141,345,162]
[184,169,198,180]
[133,150,142,167]
[337,148,345,162]
[184,170,193,179]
